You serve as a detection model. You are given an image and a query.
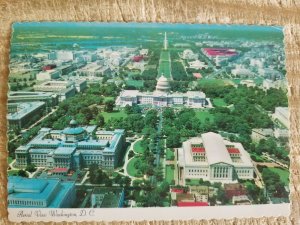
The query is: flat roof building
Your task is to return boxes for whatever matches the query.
[8,91,59,108]
[8,176,75,208]
[178,132,254,184]
[7,101,46,129]
[273,107,289,129]
[33,81,79,102]
[36,69,61,81]
[91,187,125,208]
[15,119,125,170]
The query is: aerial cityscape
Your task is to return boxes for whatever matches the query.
[7,23,289,209]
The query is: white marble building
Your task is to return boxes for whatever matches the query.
[178,132,254,184]
[116,76,212,108]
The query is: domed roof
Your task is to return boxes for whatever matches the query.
[70,119,78,126]
[63,127,85,135]
[156,75,170,92]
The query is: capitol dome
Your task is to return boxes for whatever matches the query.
[156,75,170,92]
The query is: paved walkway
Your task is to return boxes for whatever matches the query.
[116,137,145,183]
[80,171,90,185]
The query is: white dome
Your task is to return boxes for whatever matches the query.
[156,75,170,92]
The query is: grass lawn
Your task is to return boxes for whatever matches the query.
[102,110,127,122]
[158,51,171,78]
[133,140,145,154]
[126,79,144,88]
[8,157,13,164]
[212,98,227,107]
[165,165,175,184]
[198,78,234,87]
[8,170,19,176]
[185,179,201,186]
[266,167,289,185]
[103,96,115,102]
[166,148,175,160]
[195,110,214,123]
[126,157,142,177]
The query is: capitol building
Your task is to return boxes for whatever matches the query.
[178,132,254,184]
[15,119,125,170]
[116,75,212,108]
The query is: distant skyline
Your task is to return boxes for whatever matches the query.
[13,22,282,32]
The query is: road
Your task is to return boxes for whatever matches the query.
[151,110,163,185]
[262,152,289,169]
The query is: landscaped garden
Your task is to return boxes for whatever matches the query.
[126,157,143,177]
[101,110,127,122]
[165,165,174,184]
[195,110,215,123]
[166,148,175,161]
[133,140,146,154]
[212,98,227,107]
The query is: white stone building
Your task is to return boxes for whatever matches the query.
[273,107,289,129]
[178,132,254,184]
[116,76,212,108]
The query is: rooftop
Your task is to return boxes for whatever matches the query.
[202,132,233,165]
[54,146,76,155]
[8,177,75,208]
[7,101,45,120]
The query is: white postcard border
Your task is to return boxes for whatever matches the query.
[8,203,290,222]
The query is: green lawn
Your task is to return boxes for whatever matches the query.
[8,157,13,164]
[185,179,201,186]
[195,110,214,123]
[160,50,170,60]
[8,170,19,176]
[101,110,127,122]
[266,168,289,186]
[126,157,142,177]
[133,140,145,154]
[165,165,174,184]
[212,98,227,107]
[126,79,144,88]
[166,148,175,160]
[103,96,115,102]
[198,78,234,87]
[158,51,171,78]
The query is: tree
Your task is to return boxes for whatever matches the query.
[154,164,164,182]
[95,113,105,127]
[166,132,181,148]
[25,164,37,173]
[123,176,131,187]
[18,170,28,177]
[104,100,115,112]
[89,164,99,184]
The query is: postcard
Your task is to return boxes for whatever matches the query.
[7,22,290,222]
